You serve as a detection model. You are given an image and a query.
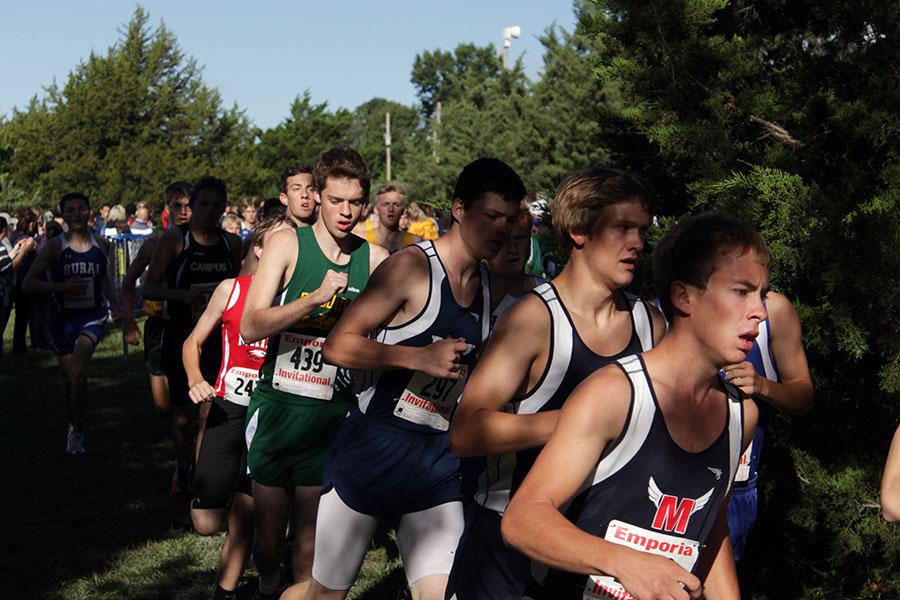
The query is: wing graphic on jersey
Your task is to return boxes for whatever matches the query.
[690,487,715,516]
[648,476,663,508]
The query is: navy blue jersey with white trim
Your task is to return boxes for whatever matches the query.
[534,354,744,598]
[48,234,107,313]
[354,240,492,435]
[475,283,655,513]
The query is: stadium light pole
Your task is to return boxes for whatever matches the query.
[502,25,521,68]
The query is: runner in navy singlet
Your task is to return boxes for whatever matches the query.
[23,192,121,455]
[446,167,665,600]
[307,158,527,600]
[502,211,767,599]
[720,290,813,564]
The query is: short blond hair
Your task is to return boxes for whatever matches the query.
[551,165,650,249]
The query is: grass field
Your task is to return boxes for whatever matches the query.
[1,314,402,599]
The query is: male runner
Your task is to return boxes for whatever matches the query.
[240,147,388,599]
[309,158,526,600]
[143,176,241,496]
[24,192,121,455]
[364,183,422,253]
[183,215,291,600]
[484,198,545,328]
[122,182,193,419]
[720,290,813,562]
[502,211,766,599]
[446,167,664,600]
[280,164,317,226]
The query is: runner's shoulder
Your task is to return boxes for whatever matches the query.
[372,243,429,281]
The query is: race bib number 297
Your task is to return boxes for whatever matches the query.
[393,366,468,431]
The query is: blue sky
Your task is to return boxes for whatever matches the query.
[0,1,578,130]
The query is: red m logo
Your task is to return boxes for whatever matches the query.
[651,495,695,534]
[647,477,714,535]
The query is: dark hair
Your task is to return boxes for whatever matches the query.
[653,210,771,323]
[165,181,194,207]
[190,176,228,206]
[280,164,314,194]
[0,217,7,231]
[552,165,651,250]
[100,203,111,210]
[313,147,370,200]
[263,197,286,219]
[59,192,90,211]
[452,158,526,213]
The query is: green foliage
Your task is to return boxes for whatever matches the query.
[0,7,265,209]
[411,43,503,119]
[583,0,900,594]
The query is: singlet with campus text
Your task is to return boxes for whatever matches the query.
[166,224,238,330]
[476,282,655,513]
[535,354,744,600]
[48,234,108,314]
[254,226,370,407]
[354,240,492,434]
[213,276,268,407]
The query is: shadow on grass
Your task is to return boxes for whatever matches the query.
[0,321,216,599]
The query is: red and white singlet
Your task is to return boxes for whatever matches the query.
[213,276,268,406]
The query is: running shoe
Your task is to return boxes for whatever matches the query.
[66,425,86,456]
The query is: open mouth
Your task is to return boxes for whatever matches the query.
[738,332,758,350]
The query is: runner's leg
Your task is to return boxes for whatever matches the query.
[252,481,291,591]
[397,501,465,600]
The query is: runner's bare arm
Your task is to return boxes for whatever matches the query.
[693,497,738,599]
[880,425,900,522]
[450,296,559,457]
[723,292,813,415]
[142,228,191,303]
[22,237,70,294]
[121,237,155,344]
[240,228,330,343]
[183,278,232,404]
[323,248,467,378]
[502,367,702,599]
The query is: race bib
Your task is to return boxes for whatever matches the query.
[583,520,699,600]
[64,277,95,310]
[735,440,753,482]
[393,366,468,431]
[272,332,337,400]
[222,366,260,407]
[190,282,219,322]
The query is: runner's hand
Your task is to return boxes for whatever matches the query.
[723,361,763,397]
[614,550,702,600]
[122,319,141,345]
[311,270,348,305]
[415,337,468,379]
[188,380,217,404]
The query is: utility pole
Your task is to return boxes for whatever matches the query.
[384,111,392,181]
[432,101,442,162]
[502,25,521,69]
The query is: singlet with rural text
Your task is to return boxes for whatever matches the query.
[48,233,108,314]
[476,283,655,513]
[166,223,237,330]
[354,240,492,434]
[254,226,370,407]
[213,276,268,407]
[534,354,744,600]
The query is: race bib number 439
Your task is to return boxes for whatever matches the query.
[273,332,337,400]
[393,366,468,431]
[584,520,699,600]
